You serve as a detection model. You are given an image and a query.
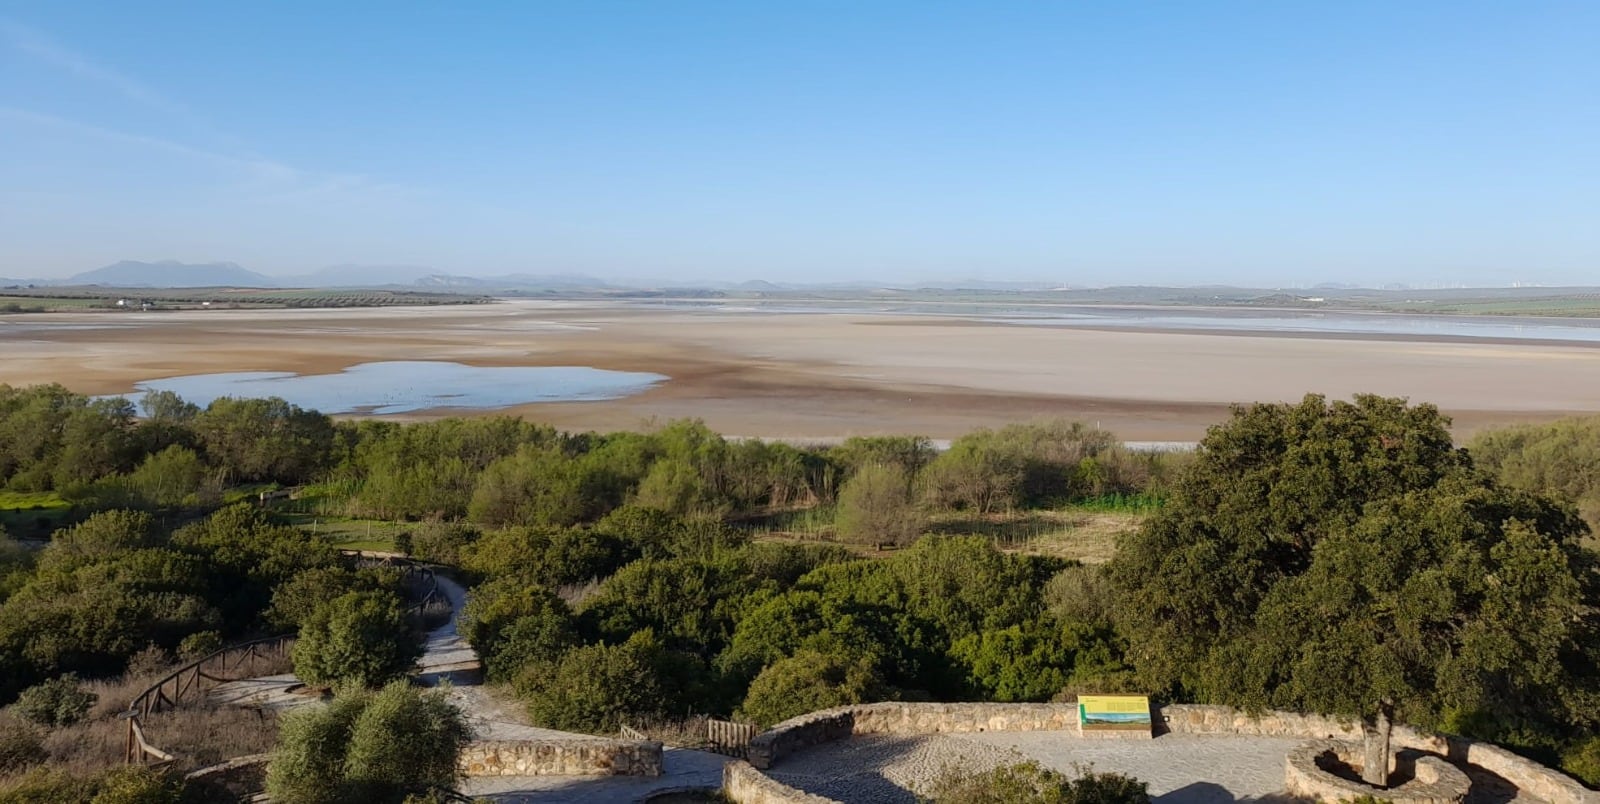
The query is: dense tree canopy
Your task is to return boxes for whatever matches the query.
[1112,394,1600,755]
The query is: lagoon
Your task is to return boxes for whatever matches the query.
[113,361,666,415]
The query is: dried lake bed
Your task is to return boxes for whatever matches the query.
[5,299,1600,440]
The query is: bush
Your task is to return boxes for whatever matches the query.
[266,682,469,804]
[0,715,44,774]
[737,649,885,728]
[1561,736,1600,787]
[14,674,97,727]
[835,462,922,547]
[176,631,222,661]
[516,630,697,733]
[88,766,185,804]
[927,761,1150,804]
[291,591,420,688]
[457,577,575,680]
[0,768,83,804]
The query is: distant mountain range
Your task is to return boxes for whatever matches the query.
[0,260,1576,295]
[65,260,277,287]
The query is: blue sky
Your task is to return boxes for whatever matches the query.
[1,1,1596,286]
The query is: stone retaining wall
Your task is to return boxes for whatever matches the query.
[724,759,840,804]
[750,702,1080,768]
[1285,741,1469,804]
[458,738,663,777]
[746,701,1596,804]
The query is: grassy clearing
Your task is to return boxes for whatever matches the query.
[0,491,71,511]
[927,508,1143,563]
[744,502,1146,564]
[275,511,403,553]
[0,492,76,540]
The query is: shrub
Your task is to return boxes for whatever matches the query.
[291,591,420,688]
[1561,736,1600,787]
[0,715,44,774]
[458,577,575,680]
[87,766,185,804]
[176,631,222,661]
[834,462,922,547]
[517,630,698,733]
[0,768,83,804]
[14,674,97,727]
[737,649,885,728]
[927,761,1150,804]
[267,682,469,804]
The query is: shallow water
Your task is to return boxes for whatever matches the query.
[112,361,666,415]
[987,308,1600,343]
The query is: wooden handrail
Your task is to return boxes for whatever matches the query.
[126,551,450,767]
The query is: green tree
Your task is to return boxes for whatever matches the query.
[458,577,576,680]
[1471,415,1600,532]
[123,445,209,508]
[267,682,469,804]
[517,630,702,733]
[835,462,923,547]
[292,591,420,688]
[1110,394,1599,785]
[737,649,886,728]
[192,397,333,485]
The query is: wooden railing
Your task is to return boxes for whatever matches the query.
[125,551,448,767]
[123,634,297,764]
[706,718,758,758]
[620,724,648,741]
[339,550,444,618]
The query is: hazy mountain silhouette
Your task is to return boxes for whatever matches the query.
[279,264,438,286]
[69,260,277,287]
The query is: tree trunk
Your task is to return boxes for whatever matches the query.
[1361,705,1393,787]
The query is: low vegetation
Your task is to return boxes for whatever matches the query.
[3,381,1600,795]
[925,761,1151,804]
[266,682,470,804]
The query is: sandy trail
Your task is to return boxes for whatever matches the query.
[5,300,1599,440]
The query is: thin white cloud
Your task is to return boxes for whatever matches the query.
[0,18,401,203]
[0,105,297,181]
[0,18,193,120]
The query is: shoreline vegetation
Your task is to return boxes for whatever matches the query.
[2,386,1600,796]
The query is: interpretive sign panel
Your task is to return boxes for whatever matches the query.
[1078,695,1152,736]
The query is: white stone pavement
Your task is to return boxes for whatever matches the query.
[767,733,1314,804]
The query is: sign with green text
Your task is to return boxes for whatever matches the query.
[1077,695,1152,735]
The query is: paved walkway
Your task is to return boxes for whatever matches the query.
[768,733,1312,804]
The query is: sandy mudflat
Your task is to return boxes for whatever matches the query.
[3,300,1598,441]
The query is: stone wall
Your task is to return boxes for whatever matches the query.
[458,738,663,777]
[1163,705,1597,804]
[1395,731,1598,804]
[745,701,1596,804]
[749,702,1081,769]
[1284,741,1469,804]
[724,759,840,804]
[1160,704,1363,739]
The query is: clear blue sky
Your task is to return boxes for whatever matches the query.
[2,1,1596,286]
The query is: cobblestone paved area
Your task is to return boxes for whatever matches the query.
[768,733,1312,804]
[460,748,728,803]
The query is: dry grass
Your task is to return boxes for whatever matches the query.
[622,714,716,750]
[0,654,291,787]
[928,509,1144,564]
